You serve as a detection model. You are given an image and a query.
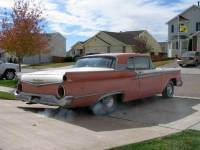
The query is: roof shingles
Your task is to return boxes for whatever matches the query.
[103,30,145,45]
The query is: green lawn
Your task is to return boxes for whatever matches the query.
[23,62,75,69]
[154,60,173,67]
[111,130,200,150]
[0,80,17,88]
[0,91,15,100]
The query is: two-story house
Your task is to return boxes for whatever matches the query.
[167,4,200,57]
[2,32,67,64]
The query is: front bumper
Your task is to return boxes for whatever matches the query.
[14,91,73,107]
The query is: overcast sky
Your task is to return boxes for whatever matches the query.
[0,0,198,50]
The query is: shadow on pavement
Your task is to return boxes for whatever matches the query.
[18,96,200,132]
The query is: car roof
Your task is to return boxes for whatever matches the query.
[84,53,150,64]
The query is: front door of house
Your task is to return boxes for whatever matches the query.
[193,36,197,51]
[188,39,192,51]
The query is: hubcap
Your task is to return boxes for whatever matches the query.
[167,84,173,96]
[102,97,114,108]
[7,72,15,79]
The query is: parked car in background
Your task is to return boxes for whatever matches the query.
[0,60,19,80]
[177,51,200,67]
[15,53,182,115]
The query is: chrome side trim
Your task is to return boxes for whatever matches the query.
[74,90,123,100]
[97,91,123,102]
[22,81,63,86]
[136,69,180,78]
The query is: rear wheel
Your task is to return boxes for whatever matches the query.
[162,81,174,98]
[91,96,117,115]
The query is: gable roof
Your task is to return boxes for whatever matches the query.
[167,5,200,24]
[103,30,145,45]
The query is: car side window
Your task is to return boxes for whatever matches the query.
[133,56,150,70]
[127,58,134,70]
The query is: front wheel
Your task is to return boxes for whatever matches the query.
[5,70,15,80]
[162,81,174,98]
[90,96,117,116]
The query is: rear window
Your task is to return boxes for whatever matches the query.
[75,57,115,68]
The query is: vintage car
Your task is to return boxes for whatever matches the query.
[15,53,183,115]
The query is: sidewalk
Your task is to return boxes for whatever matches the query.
[0,86,15,93]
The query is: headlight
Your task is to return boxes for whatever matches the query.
[57,85,65,99]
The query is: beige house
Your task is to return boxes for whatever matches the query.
[70,30,161,57]
[2,32,66,64]
[22,32,66,64]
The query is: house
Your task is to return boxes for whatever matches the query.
[2,32,66,64]
[159,42,168,54]
[167,4,200,57]
[70,30,161,57]
[22,32,66,64]
[70,42,85,57]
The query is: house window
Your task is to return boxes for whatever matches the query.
[171,24,174,33]
[196,22,200,31]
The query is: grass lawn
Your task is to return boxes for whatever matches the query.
[154,60,173,67]
[23,62,75,69]
[0,80,17,88]
[111,130,200,150]
[0,91,15,100]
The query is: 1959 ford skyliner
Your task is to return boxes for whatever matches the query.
[15,53,182,115]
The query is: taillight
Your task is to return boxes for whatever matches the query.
[57,85,65,99]
[17,83,22,93]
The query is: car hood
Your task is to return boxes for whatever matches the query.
[20,67,114,85]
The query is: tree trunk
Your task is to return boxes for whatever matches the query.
[18,57,22,72]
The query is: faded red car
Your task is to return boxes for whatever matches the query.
[15,53,182,115]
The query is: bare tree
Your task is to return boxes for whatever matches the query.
[0,0,48,72]
[134,37,152,53]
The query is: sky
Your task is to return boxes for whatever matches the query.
[0,0,198,51]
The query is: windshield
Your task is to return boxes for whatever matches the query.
[182,52,195,57]
[75,57,115,68]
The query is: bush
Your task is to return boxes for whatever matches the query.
[64,56,75,62]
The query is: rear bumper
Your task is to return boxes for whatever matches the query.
[14,91,73,107]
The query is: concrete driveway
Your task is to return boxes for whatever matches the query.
[1,96,200,150]
[1,60,200,150]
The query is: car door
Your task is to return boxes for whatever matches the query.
[124,57,140,101]
[133,56,162,98]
